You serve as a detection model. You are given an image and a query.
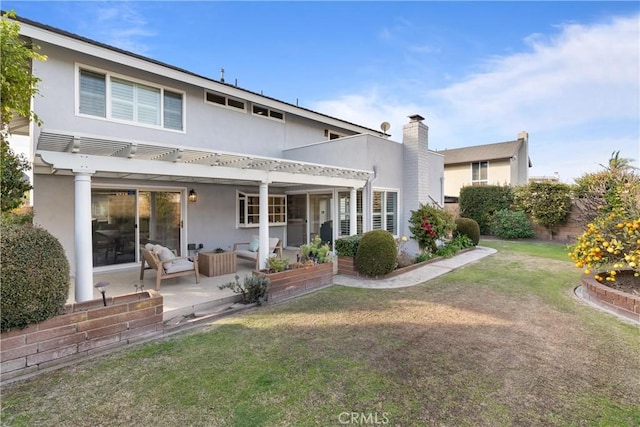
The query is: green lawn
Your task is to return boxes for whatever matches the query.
[2,241,639,426]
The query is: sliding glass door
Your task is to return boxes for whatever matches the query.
[91,188,182,267]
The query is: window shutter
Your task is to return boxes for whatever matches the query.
[163,91,183,130]
[111,78,134,121]
[136,84,160,125]
[79,70,106,117]
[385,192,398,234]
[372,191,382,230]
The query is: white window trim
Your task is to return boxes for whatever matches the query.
[237,191,287,228]
[204,90,247,112]
[371,188,400,237]
[251,103,285,122]
[471,161,489,186]
[325,129,346,140]
[75,63,186,133]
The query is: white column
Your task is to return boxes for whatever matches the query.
[258,181,269,271]
[74,172,94,302]
[349,187,357,236]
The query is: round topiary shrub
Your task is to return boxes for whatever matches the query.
[1,223,70,332]
[454,217,480,245]
[355,230,397,277]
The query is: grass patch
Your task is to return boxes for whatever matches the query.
[2,243,639,426]
[480,238,571,262]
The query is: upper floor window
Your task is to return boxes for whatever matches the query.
[472,161,488,186]
[372,190,398,235]
[205,91,246,111]
[78,68,184,131]
[252,104,284,121]
[325,130,345,140]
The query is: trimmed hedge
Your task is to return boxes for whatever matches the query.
[1,223,70,332]
[454,217,480,245]
[335,234,363,257]
[459,185,513,234]
[355,230,397,276]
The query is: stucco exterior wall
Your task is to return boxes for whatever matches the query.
[30,42,361,160]
[33,174,286,276]
[443,159,512,197]
[283,135,403,190]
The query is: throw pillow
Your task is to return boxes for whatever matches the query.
[248,236,260,252]
[157,246,176,269]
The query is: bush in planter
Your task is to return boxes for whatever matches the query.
[355,230,397,276]
[219,274,270,305]
[335,234,362,257]
[454,217,480,245]
[489,209,535,239]
[267,256,289,272]
[408,203,456,253]
[300,235,331,264]
[435,235,475,258]
[1,222,70,332]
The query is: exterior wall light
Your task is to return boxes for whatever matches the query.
[188,189,198,203]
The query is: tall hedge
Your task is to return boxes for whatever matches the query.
[513,182,572,238]
[459,185,513,234]
[1,223,70,332]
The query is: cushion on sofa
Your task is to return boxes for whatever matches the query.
[164,259,194,274]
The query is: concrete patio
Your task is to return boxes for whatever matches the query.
[67,249,301,323]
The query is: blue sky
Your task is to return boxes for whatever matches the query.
[4,1,640,182]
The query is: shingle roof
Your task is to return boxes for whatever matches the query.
[436,140,523,165]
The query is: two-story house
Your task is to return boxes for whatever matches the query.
[436,132,532,200]
[8,14,445,302]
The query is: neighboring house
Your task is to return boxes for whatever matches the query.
[8,14,445,302]
[436,132,532,200]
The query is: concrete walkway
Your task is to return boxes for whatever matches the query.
[333,246,497,289]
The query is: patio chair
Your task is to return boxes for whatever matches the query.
[139,245,200,291]
[233,236,283,270]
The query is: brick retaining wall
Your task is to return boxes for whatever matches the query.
[256,263,334,302]
[1,290,163,382]
[580,273,639,323]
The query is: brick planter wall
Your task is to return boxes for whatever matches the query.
[255,263,334,302]
[581,272,639,323]
[1,290,163,382]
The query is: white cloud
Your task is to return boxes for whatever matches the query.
[433,14,640,135]
[312,13,640,182]
[79,2,155,54]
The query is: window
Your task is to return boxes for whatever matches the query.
[325,130,345,140]
[338,191,363,236]
[472,161,488,186]
[237,192,286,227]
[205,91,246,111]
[252,104,284,121]
[78,68,184,131]
[372,190,398,235]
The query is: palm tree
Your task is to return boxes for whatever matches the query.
[600,150,636,174]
